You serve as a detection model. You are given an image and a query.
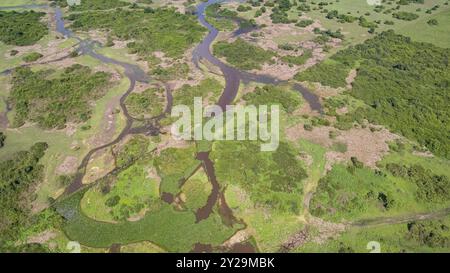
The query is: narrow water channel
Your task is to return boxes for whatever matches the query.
[1,2,323,253]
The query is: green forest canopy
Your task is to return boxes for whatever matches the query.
[0,11,48,46]
[296,31,450,159]
[9,64,111,129]
[0,143,48,243]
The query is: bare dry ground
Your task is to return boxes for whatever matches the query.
[83,147,116,185]
[56,156,78,175]
[286,124,399,169]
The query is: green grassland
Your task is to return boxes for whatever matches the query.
[81,135,158,222]
[81,163,160,222]
[125,87,166,119]
[0,10,48,46]
[310,144,450,223]
[121,241,166,253]
[281,0,450,49]
[381,141,450,178]
[311,163,420,222]
[296,139,327,214]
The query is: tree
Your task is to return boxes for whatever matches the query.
[0,132,5,148]
[279,0,292,11]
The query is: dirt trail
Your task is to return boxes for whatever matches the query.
[350,207,450,228]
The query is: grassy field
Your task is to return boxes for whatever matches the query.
[284,0,450,50]
[0,56,130,206]
[296,139,327,215]
[0,0,46,7]
[397,6,450,48]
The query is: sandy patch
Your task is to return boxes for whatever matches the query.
[280,229,309,251]
[412,150,434,158]
[336,106,348,115]
[154,133,190,156]
[146,166,162,183]
[301,81,343,98]
[346,69,357,89]
[56,156,78,175]
[286,124,399,169]
[27,230,57,245]
[222,229,251,248]
[87,94,121,148]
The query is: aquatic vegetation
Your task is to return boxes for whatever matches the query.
[56,189,241,251]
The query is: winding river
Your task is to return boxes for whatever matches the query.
[3,0,450,254]
[1,0,321,252]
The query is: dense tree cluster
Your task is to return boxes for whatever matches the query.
[22,52,43,63]
[213,38,276,70]
[9,65,111,129]
[0,143,48,243]
[297,31,450,158]
[407,220,449,248]
[0,11,48,46]
[295,61,350,88]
